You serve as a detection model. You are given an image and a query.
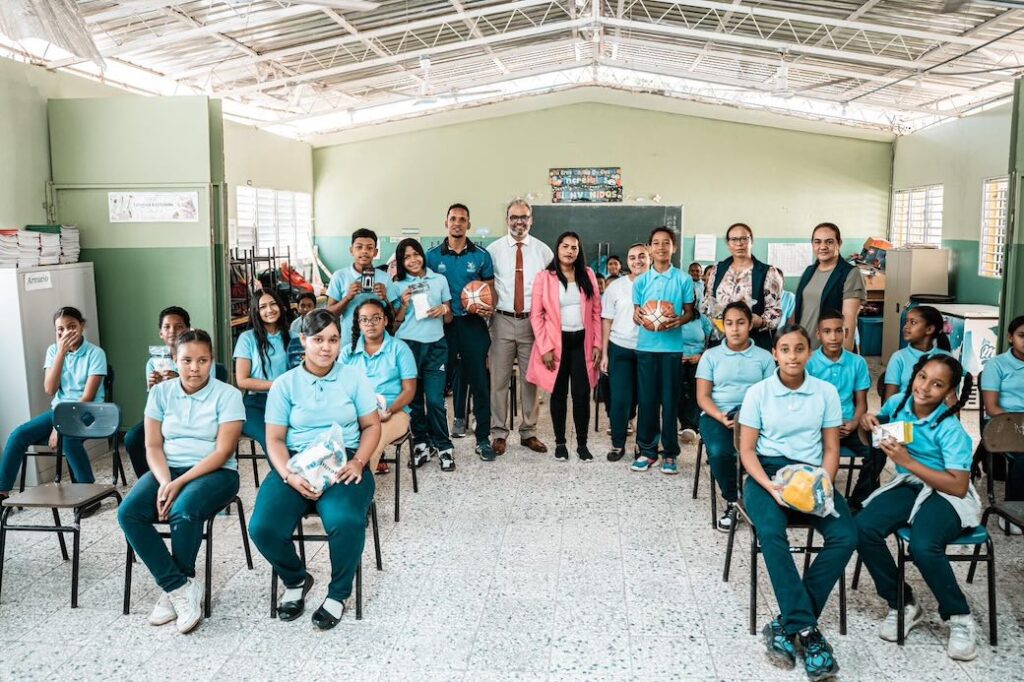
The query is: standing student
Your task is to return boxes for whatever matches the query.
[325,228,400,348]
[125,306,191,478]
[806,310,872,508]
[883,305,953,400]
[234,290,291,460]
[856,354,980,661]
[600,243,650,461]
[289,292,317,337]
[979,314,1024,510]
[606,255,622,278]
[696,302,774,531]
[425,203,497,461]
[630,226,695,475]
[486,199,552,456]
[117,330,244,634]
[392,238,455,471]
[701,223,785,350]
[248,309,381,630]
[688,261,704,285]
[342,299,417,475]
[526,232,603,462]
[0,306,107,500]
[793,223,865,350]
[738,325,856,681]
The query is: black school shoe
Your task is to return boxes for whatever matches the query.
[577,446,594,462]
[277,574,315,621]
[554,444,569,461]
[606,447,625,462]
[311,600,345,630]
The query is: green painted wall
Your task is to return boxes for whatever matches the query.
[312,101,893,274]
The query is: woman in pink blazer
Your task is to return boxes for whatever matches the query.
[526,231,603,462]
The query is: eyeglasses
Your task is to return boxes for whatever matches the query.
[727,236,751,244]
[358,315,385,326]
[507,215,531,223]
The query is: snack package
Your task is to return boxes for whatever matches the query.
[375,393,388,419]
[148,345,174,374]
[773,464,839,518]
[286,423,348,493]
[872,421,914,448]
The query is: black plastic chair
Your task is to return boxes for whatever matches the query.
[123,495,253,618]
[691,437,719,530]
[234,438,263,488]
[269,501,382,621]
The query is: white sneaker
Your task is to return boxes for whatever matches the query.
[998,516,1024,535]
[167,578,203,634]
[879,602,923,642]
[680,428,697,444]
[947,614,978,661]
[147,591,177,626]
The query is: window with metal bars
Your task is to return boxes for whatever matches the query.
[979,176,1008,279]
[890,184,944,247]
[234,186,313,264]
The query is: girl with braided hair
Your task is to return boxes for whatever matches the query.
[855,353,981,661]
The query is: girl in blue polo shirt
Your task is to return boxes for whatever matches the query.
[248,309,381,631]
[981,315,1024,506]
[234,290,291,460]
[392,238,454,471]
[856,354,980,661]
[738,324,857,681]
[117,329,245,635]
[883,305,952,400]
[696,301,774,531]
[0,306,107,499]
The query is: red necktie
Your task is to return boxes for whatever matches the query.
[514,242,524,314]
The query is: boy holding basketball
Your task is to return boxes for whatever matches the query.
[631,226,695,474]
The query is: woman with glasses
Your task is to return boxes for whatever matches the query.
[791,222,865,351]
[701,223,784,350]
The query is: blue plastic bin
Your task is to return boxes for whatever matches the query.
[858,316,883,356]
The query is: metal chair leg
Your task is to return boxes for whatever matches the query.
[394,440,401,523]
[250,440,260,488]
[270,568,279,618]
[691,440,703,500]
[371,502,382,571]
[966,544,982,584]
[802,528,814,574]
[896,539,907,646]
[19,453,28,493]
[204,517,214,618]
[123,545,134,615]
[410,437,419,494]
[749,532,758,635]
[851,556,862,590]
[52,508,69,560]
[0,507,10,603]
[71,521,81,608]
[355,560,363,620]
[234,498,254,569]
[839,570,847,635]
[986,538,997,646]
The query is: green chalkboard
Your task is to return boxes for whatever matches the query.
[531,204,684,273]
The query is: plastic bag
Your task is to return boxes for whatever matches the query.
[148,345,174,374]
[286,423,348,493]
[773,464,839,518]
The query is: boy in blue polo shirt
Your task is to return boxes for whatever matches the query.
[630,226,695,475]
[980,314,1024,506]
[326,228,400,347]
[806,310,873,508]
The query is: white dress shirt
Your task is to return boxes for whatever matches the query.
[486,233,553,314]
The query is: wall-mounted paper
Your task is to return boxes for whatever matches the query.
[693,234,717,262]
[108,191,199,223]
[767,242,815,277]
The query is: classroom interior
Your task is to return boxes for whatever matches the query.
[2,1,1024,680]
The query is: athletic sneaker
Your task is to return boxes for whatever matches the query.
[412,443,432,468]
[762,618,796,669]
[451,418,467,438]
[631,456,656,472]
[717,503,738,533]
[577,446,594,462]
[998,516,1024,535]
[879,602,923,642]
[947,614,978,661]
[661,459,679,475]
[476,442,496,462]
[166,578,203,634]
[797,627,839,681]
[437,448,455,472]
[554,444,569,461]
[606,447,626,462]
[148,591,176,626]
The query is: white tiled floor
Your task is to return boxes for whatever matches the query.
[2,373,1023,681]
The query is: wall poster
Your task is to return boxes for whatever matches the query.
[108,191,200,223]
[550,167,623,203]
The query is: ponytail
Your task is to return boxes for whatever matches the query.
[913,306,951,352]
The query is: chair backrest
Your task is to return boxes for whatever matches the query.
[53,402,121,440]
[977,371,986,424]
[104,363,115,403]
[982,413,1024,455]
[215,362,228,382]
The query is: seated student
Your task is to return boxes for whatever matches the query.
[696,302,774,531]
[392,238,455,471]
[125,306,190,478]
[856,354,980,661]
[289,292,318,337]
[0,306,107,501]
[234,290,291,460]
[806,310,872,508]
[979,314,1024,524]
[342,298,417,475]
[678,302,712,444]
[248,309,381,630]
[738,325,857,681]
[117,330,244,634]
[883,305,953,400]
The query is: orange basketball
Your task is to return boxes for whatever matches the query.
[460,280,494,314]
[640,300,677,331]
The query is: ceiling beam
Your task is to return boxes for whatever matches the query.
[319,7,425,87]
[449,0,509,74]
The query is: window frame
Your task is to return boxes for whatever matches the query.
[978,175,1008,279]
[889,183,944,248]
[233,185,313,265]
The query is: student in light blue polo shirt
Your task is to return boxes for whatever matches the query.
[249,309,381,631]
[806,310,873,508]
[855,354,981,661]
[696,301,774,530]
[393,238,454,469]
[0,306,107,497]
[325,228,400,347]
[234,290,292,462]
[630,226,695,475]
[980,314,1024,504]
[884,305,954,400]
[117,329,245,635]
[738,324,856,681]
